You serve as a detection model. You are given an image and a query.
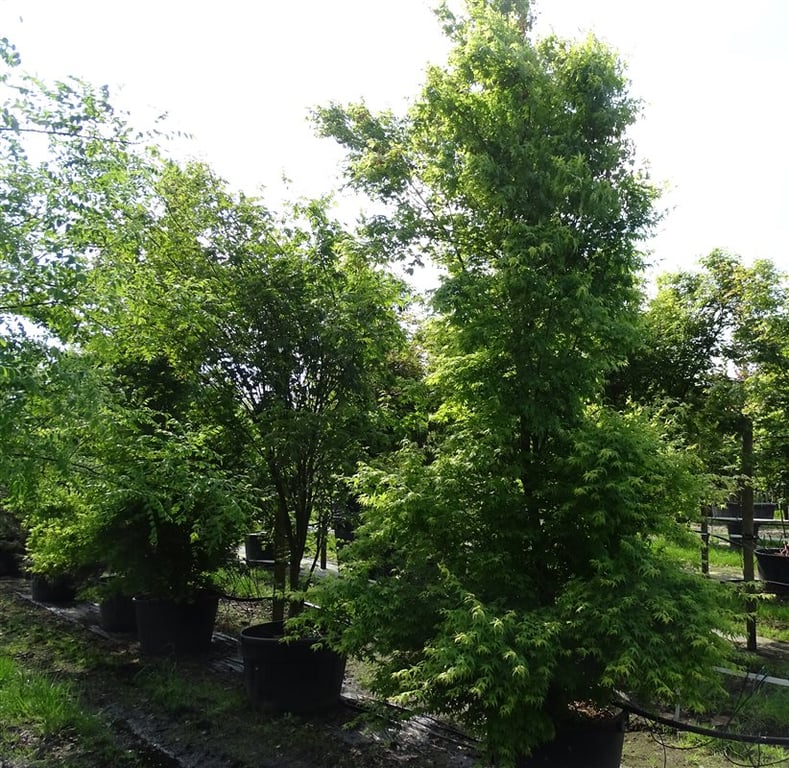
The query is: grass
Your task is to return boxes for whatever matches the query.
[0,653,138,767]
[659,533,743,570]
[0,654,79,735]
[759,599,789,643]
[132,657,247,718]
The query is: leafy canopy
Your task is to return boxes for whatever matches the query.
[304,2,737,763]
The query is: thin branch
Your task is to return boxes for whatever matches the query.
[0,125,140,145]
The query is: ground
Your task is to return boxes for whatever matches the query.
[0,576,786,768]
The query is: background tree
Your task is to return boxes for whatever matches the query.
[613,251,789,648]
[305,1,737,763]
[614,250,789,505]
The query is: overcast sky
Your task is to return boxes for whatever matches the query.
[1,0,787,284]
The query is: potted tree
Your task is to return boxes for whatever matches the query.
[196,199,409,711]
[81,357,255,655]
[12,352,255,654]
[301,1,740,763]
[24,498,95,605]
[88,164,410,706]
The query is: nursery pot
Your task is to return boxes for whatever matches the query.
[516,708,628,768]
[133,593,219,655]
[725,501,779,518]
[0,545,21,577]
[239,620,346,713]
[99,594,137,633]
[755,548,789,596]
[31,574,77,604]
[244,532,276,568]
[725,502,777,549]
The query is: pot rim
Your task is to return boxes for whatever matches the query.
[755,547,789,557]
[240,620,327,646]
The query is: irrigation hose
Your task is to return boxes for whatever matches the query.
[615,697,789,748]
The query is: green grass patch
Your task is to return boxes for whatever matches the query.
[0,653,136,767]
[0,654,90,735]
[659,534,744,571]
[132,657,246,719]
[756,597,789,643]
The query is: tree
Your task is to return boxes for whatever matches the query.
[617,251,789,648]
[0,43,410,617]
[0,36,160,499]
[86,161,411,619]
[619,250,789,500]
[304,2,737,763]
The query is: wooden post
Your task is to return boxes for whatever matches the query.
[741,415,757,652]
[700,514,709,576]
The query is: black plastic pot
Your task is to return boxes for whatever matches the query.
[99,594,137,633]
[0,546,21,576]
[239,620,346,713]
[31,574,77,604]
[516,708,628,768]
[725,502,778,549]
[755,548,789,596]
[133,593,218,655]
[725,501,779,518]
[244,532,276,568]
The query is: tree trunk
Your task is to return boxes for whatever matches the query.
[272,501,289,623]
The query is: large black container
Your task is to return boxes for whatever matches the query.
[99,594,137,633]
[755,548,789,596]
[725,502,778,548]
[517,708,628,768]
[0,545,21,577]
[244,532,276,568]
[31,574,77,604]
[133,593,218,655]
[725,501,778,517]
[239,620,346,713]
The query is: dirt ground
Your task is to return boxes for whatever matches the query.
[0,577,786,768]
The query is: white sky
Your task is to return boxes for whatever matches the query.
[1,0,787,284]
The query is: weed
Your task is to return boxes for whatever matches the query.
[212,562,274,599]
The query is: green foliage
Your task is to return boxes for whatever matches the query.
[0,45,157,346]
[0,55,412,611]
[615,251,789,501]
[304,1,739,762]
